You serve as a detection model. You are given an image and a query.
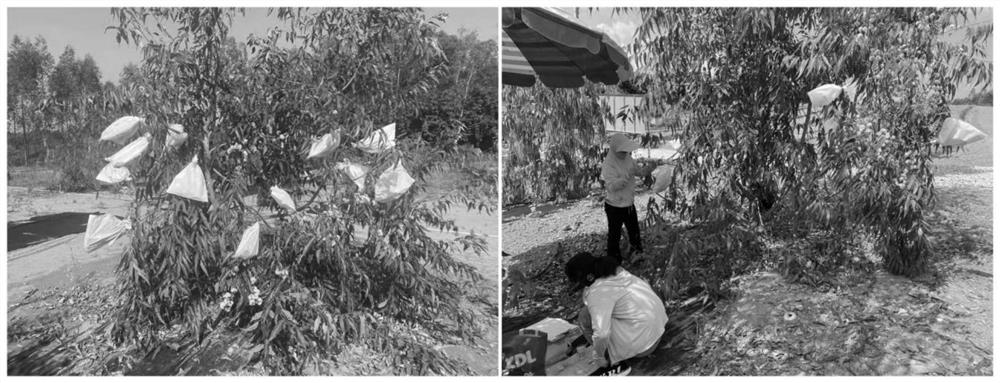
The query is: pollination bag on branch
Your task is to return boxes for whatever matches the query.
[664,139,682,150]
[374,160,416,203]
[100,116,145,145]
[166,155,209,203]
[822,118,839,136]
[355,123,396,153]
[95,162,132,185]
[335,160,368,189]
[807,84,843,107]
[84,214,131,253]
[105,133,151,167]
[938,117,986,147]
[165,124,188,150]
[307,131,340,159]
[233,222,261,259]
[651,164,675,194]
[270,186,296,213]
[842,78,859,101]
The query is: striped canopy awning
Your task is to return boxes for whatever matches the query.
[502,7,633,89]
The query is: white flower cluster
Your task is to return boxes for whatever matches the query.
[248,286,263,306]
[275,267,290,279]
[219,287,237,312]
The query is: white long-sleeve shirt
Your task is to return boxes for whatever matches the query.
[601,156,640,208]
[584,268,668,364]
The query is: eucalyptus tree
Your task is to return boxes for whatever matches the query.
[106,8,491,374]
[629,7,991,276]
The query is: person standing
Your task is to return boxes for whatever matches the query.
[601,133,645,262]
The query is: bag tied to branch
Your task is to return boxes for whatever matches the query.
[84,214,131,253]
[807,84,843,107]
[374,160,416,203]
[233,222,261,259]
[166,155,209,203]
[651,164,675,194]
[100,116,144,145]
[307,130,340,159]
[95,162,132,185]
[335,160,369,190]
[105,133,151,167]
[937,117,986,147]
[165,124,188,150]
[355,123,396,153]
[270,186,296,213]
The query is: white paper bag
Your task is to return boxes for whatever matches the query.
[233,222,261,259]
[651,164,675,194]
[84,214,131,253]
[95,162,132,185]
[355,123,396,153]
[822,118,839,136]
[335,161,368,189]
[105,133,151,167]
[165,124,188,150]
[375,160,416,203]
[808,84,843,107]
[100,116,144,145]
[166,155,209,203]
[307,131,340,159]
[938,117,987,147]
[270,186,296,213]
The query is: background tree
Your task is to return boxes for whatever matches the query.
[407,30,498,152]
[7,35,55,166]
[502,84,610,205]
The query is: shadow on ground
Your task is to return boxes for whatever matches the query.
[7,212,92,251]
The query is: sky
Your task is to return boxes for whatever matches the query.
[6,7,497,83]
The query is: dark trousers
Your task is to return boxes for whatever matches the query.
[605,203,642,262]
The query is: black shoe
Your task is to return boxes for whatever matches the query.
[590,361,631,376]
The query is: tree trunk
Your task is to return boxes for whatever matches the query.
[22,117,29,166]
[42,136,50,165]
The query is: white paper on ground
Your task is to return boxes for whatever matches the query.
[807,84,843,107]
[233,222,261,259]
[95,162,132,184]
[270,186,296,213]
[166,155,209,203]
[938,117,987,147]
[374,160,416,203]
[84,214,131,253]
[100,116,144,145]
[335,160,368,189]
[307,131,340,159]
[524,317,579,342]
[165,124,188,150]
[105,133,151,167]
[355,123,395,153]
